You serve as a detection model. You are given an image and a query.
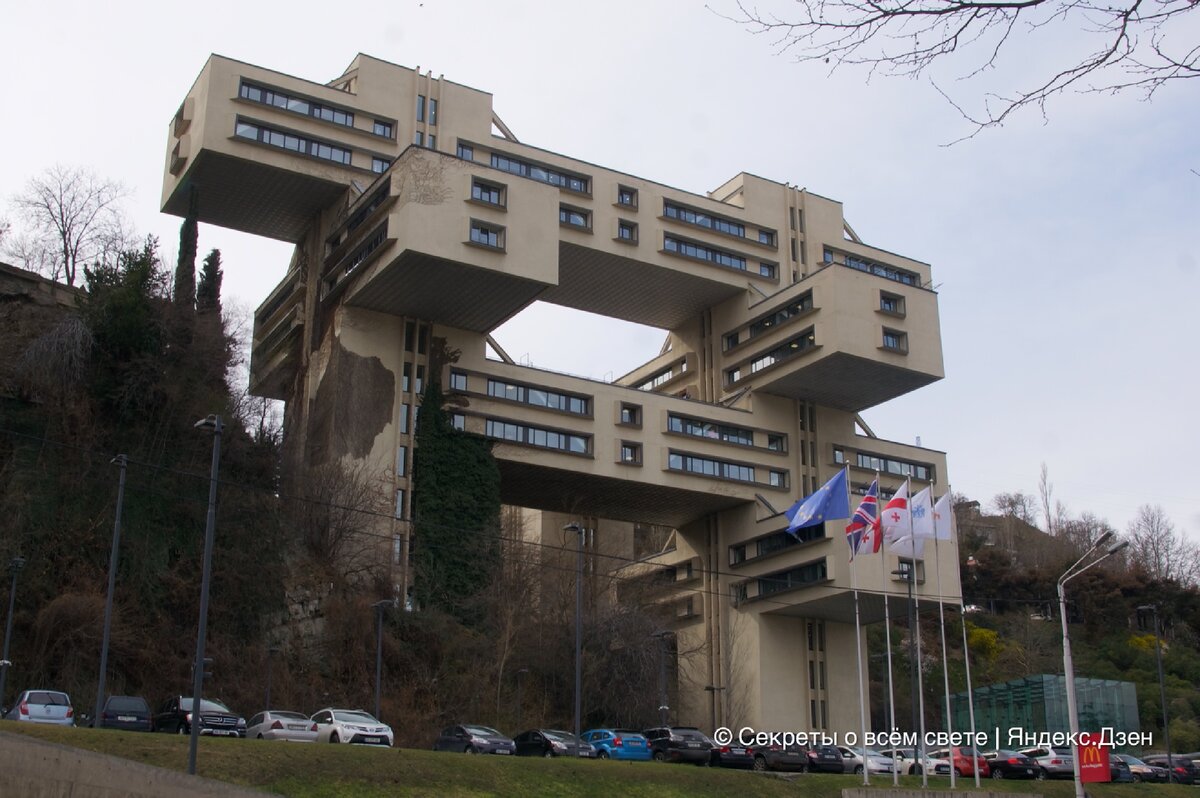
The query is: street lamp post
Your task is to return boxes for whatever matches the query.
[1058,531,1129,798]
[652,630,674,726]
[189,414,223,776]
[564,522,585,755]
[1138,604,1172,778]
[0,555,27,712]
[515,668,529,731]
[373,600,392,721]
[95,454,128,727]
[893,563,926,787]
[265,646,280,711]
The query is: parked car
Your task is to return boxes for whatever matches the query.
[246,710,317,742]
[154,696,245,737]
[879,747,953,775]
[94,695,151,731]
[1143,754,1200,784]
[837,746,895,776]
[1109,754,1135,783]
[751,742,809,772]
[643,726,713,765]
[3,690,74,726]
[1017,745,1073,780]
[310,708,392,746]
[982,749,1039,779]
[1114,754,1169,783]
[580,728,651,761]
[929,746,990,778]
[710,740,755,768]
[802,743,848,773]
[513,728,596,758]
[433,724,516,755]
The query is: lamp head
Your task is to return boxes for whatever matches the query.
[194,414,222,431]
[10,556,25,572]
[1094,530,1114,548]
[1106,539,1130,555]
[563,522,583,533]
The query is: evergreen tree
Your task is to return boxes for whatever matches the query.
[173,187,197,313]
[197,248,223,315]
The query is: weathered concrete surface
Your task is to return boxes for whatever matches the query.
[0,729,281,797]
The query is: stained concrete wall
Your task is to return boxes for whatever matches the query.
[0,730,279,798]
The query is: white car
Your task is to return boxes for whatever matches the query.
[246,710,318,742]
[310,708,393,747]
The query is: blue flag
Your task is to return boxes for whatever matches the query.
[785,469,850,534]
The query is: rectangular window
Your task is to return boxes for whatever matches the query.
[233,119,351,165]
[663,235,750,273]
[617,220,638,242]
[724,332,739,350]
[667,414,754,446]
[667,451,756,484]
[371,157,390,174]
[415,365,425,393]
[489,152,590,193]
[486,378,589,415]
[758,230,776,246]
[449,370,467,391]
[428,134,436,150]
[450,413,466,431]
[758,560,828,596]
[373,120,393,138]
[759,262,777,278]
[743,328,816,375]
[402,363,412,393]
[619,442,641,464]
[769,470,786,487]
[833,446,844,465]
[396,446,407,477]
[485,418,589,454]
[767,434,784,452]
[559,205,590,229]
[634,367,676,391]
[404,321,416,352]
[399,403,409,433]
[880,291,906,315]
[428,98,438,126]
[619,403,641,425]
[471,180,504,206]
[417,325,428,355]
[882,328,908,352]
[395,489,406,519]
[663,200,746,238]
[617,186,637,207]
[416,95,426,122]
[457,142,474,161]
[414,131,424,146]
[238,82,354,128]
[469,220,504,249]
[826,247,920,286]
[746,292,814,340]
[855,451,932,481]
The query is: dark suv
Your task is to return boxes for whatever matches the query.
[643,726,713,764]
[95,695,151,731]
[1144,755,1200,784]
[153,695,245,737]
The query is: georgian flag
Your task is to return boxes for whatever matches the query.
[880,482,909,543]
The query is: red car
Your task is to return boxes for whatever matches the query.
[929,746,990,777]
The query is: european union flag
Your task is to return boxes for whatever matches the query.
[785,469,850,534]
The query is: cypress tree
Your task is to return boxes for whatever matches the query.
[173,186,198,313]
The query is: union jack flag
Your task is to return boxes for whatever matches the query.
[845,479,881,560]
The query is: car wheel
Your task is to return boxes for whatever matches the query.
[1036,769,1048,781]
[752,755,767,772]
[800,762,810,774]
[854,765,864,775]
[992,768,1004,780]
[330,733,339,744]
[177,724,188,735]
[653,751,666,763]
[597,750,609,760]
[465,745,477,754]
[913,765,924,776]
[256,733,264,740]
[543,750,554,758]
[1132,775,1142,783]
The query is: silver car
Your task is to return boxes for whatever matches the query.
[837,745,895,775]
[3,689,75,726]
[246,710,317,742]
[1018,745,1074,780]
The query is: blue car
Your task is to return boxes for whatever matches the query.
[581,728,652,761]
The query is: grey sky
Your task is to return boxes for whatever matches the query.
[2,0,1196,535]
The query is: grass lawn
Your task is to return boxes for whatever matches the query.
[4,724,1190,798]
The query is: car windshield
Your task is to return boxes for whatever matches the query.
[613,729,645,738]
[464,725,501,737]
[28,691,71,705]
[272,711,308,720]
[181,698,229,713]
[1051,747,1072,756]
[543,730,578,742]
[1122,756,1146,765]
[333,711,378,724]
[106,697,147,712]
[674,729,709,742]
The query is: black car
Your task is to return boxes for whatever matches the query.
[752,742,809,772]
[803,743,848,773]
[153,695,245,737]
[983,750,1039,779]
[1144,755,1200,784]
[1109,755,1135,783]
[710,741,755,768]
[513,728,596,758]
[643,726,713,765]
[433,724,516,755]
[95,695,152,731]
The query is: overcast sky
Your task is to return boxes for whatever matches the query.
[2,0,1196,537]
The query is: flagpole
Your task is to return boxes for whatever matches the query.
[851,553,870,787]
[951,492,982,789]
[935,485,956,789]
[903,478,928,788]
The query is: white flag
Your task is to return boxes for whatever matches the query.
[880,482,909,542]
[888,534,926,559]
[933,492,954,541]
[911,486,934,539]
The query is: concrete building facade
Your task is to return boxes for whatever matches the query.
[162,53,961,736]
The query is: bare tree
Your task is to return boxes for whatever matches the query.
[1038,463,1055,536]
[8,165,131,286]
[1127,504,1199,584]
[724,0,1199,136]
[291,460,391,584]
[991,491,1038,525]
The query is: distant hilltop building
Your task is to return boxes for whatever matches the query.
[162,53,958,734]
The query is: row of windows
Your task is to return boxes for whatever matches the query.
[239,82,357,129]
[485,419,589,454]
[725,292,814,350]
[824,248,919,287]
[235,120,352,165]
[834,448,932,480]
[559,205,589,228]
[663,200,744,237]
[337,226,387,280]
[486,378,589,415]
[667,452,786,486]
[758,559,828,596]
[664,236,776,278]
[729,526,823,566]
[326,182,390,254]
[667,415,753,446]
[469,220,504,249]
[727,328,816,383]
[634,366,679,392]
[490,153,590,193]
[414,131,437,149]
